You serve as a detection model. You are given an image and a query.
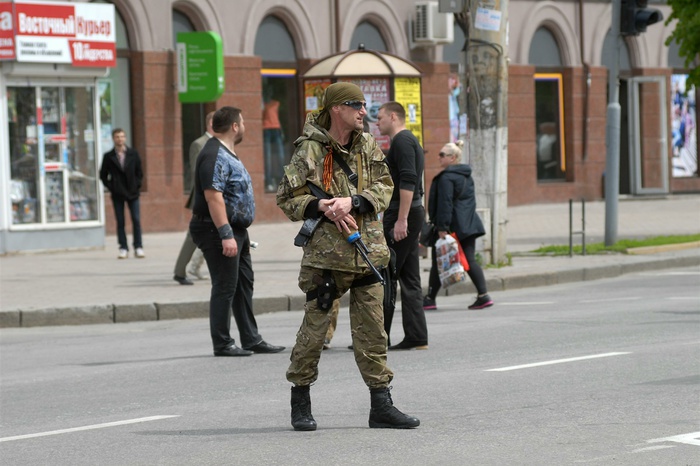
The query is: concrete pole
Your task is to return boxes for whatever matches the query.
[605,0,621,246]
[463,0,509,264]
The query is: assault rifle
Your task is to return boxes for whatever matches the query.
[293,182,384,285]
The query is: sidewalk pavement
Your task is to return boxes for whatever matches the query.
[1,195,699,328]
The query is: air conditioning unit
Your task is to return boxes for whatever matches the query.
[414,1,454,45]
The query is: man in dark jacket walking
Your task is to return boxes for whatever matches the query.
[100,128,144,259]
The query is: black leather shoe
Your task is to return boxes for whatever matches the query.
[245,341,285,354]
[173,275,194,285]
[214,345,253,357]
[388,340,429,351]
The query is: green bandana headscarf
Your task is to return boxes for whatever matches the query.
[316,82,365,129]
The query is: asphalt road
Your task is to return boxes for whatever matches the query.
[1,267,699,465]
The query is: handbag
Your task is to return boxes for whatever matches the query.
[419,221,438,247]
[434,234,468,288]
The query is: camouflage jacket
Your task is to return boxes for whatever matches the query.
[277,112,394,273]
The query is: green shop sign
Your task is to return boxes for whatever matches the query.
[177,31,224,103]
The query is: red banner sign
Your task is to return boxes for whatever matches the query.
[0,1,15,60]
[4,1,115,67]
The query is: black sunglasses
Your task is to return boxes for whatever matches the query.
[342,100,367,110]
[439,152,451,158]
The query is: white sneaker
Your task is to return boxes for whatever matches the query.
[135,247,145,258]
[118,249,128,259]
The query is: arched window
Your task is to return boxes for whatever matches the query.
[97,2,132,155]
[528,27,562,66]
[601,30,631,72]
[255,16,299,192]
[350,21,387,51]
[529,27,566,181]
[172,9,202,194]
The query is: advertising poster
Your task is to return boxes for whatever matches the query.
[670,74,697,177]
[0,1,15,60]
[304,79,331,114]
[394,77,423,147]
[339,77,391,151]
[12,0,115,67]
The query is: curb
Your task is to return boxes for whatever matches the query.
[626,241,700,255]
[2,255,699,329]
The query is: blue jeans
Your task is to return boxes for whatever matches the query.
[111,195,142,250]
[189,219,262,352]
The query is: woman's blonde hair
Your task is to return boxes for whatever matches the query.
[443,140,464,162]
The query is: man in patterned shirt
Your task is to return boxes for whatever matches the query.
[190,106,284,357]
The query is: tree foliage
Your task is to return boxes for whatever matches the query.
[665,0,700,89]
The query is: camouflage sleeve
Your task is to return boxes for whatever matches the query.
[361,135,394,214]
[276,139,323,222]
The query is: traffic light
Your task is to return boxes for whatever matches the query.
[620,0,663,36]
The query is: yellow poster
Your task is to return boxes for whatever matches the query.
[304,79,331,114]
[394,77,423,146]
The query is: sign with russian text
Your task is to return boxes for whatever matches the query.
[177,31,224,103]
[12,1,115,67]
[394,77,423,146]
[0,1,15,60]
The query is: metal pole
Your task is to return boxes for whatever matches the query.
[604,0,621,246]
[569,199,573,257]
[581,199,586,255]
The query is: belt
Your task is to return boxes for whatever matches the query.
[191,214,213,223]
[305,271,384,302]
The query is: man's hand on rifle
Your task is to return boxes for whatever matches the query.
[321,197,358,232]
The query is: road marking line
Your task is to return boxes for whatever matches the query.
[579,297,640,303]
[630,445,675,453]
[0,415,180,443]
[648,431,700,447]
[668,297,700,300]
[485,352,631,372]
[497,302,556,306]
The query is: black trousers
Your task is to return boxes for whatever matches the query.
[189,219,262,352]
[382,205,428,345]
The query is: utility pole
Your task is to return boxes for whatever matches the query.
[604,0,622,246]
[605,0,663,245]
[455,0,509,264]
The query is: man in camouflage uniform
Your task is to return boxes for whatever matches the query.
[277,82,420,431]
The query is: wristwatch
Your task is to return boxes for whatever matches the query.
[351,195,362,209]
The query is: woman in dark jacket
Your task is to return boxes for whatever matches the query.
[424,140,493,310]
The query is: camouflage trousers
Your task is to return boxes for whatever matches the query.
[286,266,394,389]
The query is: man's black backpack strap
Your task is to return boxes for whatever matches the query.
[331,151,358,188]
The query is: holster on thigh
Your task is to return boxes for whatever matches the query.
[305,270,337,312]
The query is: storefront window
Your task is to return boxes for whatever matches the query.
[173,9,203,194]
[8,88,40,224]
[255,16,299,192]
[7,85,99,225]
[261,73,297,191]
[534,74,566,181]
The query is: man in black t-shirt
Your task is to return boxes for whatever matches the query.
[190,106,284,357]
[376,101,428,350]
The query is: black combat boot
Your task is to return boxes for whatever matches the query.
[368,387,420,429]
[290,385,317,431]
